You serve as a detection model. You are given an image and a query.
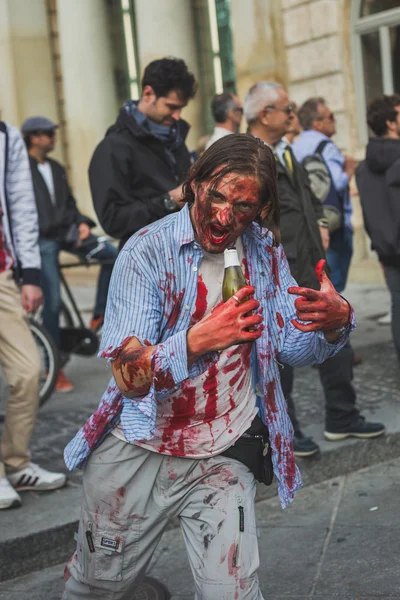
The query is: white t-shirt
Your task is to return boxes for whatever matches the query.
[113,237,258,458]
[37,161,56,205]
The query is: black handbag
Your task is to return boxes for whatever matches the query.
[221,415,274,485]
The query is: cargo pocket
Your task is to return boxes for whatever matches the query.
[77,507,128,583]
[94,525,125,581]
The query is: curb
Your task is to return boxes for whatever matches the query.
[1,427,400,582]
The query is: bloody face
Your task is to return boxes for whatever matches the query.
[190,172,262,254]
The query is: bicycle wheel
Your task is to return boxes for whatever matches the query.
[29,320,60,407]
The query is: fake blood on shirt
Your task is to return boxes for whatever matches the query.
[132,238,258,458]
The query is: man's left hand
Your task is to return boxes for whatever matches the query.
[78,222,91,240]
[287,260,350,333]
[21,285,43,313]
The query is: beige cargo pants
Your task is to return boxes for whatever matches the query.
[0,270,41,477]
[63,433,265,599]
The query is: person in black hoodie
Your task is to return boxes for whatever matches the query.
[89,58,197,248]
[356,94,400,362]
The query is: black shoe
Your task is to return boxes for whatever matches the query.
[324,416,385,441]
[293,432,320,457]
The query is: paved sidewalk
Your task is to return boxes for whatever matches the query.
[0,280,398,583]
[1,458,400,599]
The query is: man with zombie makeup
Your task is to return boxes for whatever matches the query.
[245,82,385,458]
[63,135,356,599]
[89,57,196,249]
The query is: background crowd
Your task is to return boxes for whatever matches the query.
[0,55,399,511]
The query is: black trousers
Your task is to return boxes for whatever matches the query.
[281,341,359,432]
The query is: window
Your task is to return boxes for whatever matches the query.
[193,0,237,132]
[105,0,140,105]
[352,0,400,143]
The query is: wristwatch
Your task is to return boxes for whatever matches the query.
[164,195,176,212]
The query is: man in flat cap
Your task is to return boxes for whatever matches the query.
[22,117,118,392]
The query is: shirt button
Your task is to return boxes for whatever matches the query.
[193,267,198,272]
[185,305,191,310]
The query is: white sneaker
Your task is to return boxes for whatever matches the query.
[377,311,391,325]
[7,463,67,492]
[0,476,22,509]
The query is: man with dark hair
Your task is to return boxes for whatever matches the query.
[244,82,384,457]
[356,94,400,362]
[22,116,118,393]
[293,97,358,294]
[89,57,197,247]
[63,134,354,599]
[205,92,243,149]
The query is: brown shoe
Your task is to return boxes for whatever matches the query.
[55,370,74,393]
[353,353,363,367]
[90,315,104,331]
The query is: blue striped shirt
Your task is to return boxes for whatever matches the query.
[64,204,355,508]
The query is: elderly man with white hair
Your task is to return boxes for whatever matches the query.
[244,81,385,456]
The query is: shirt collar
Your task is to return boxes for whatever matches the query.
[173,203,196,249]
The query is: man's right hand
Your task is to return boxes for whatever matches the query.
[344,155,358,178]
[187,286,262,363]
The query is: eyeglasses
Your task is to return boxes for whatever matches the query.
[42,130,56,138]
[33,130,56,138]
[318,112,335,122]
[264,104,296,115]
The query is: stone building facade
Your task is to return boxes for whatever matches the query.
[0,0,399,283]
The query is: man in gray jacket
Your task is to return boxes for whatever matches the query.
[0,121,66,510]
[244,83,385,456]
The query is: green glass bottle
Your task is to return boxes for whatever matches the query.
[222,248,247,302]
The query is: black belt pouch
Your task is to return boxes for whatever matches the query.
[221,415,274,485]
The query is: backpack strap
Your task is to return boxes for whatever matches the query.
[315,139,331,155]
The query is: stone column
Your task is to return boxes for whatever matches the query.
[57,0,119,218]
[135,0,202,150]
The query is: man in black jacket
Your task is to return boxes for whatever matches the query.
[245,82,385,455]
[22,117,118,392]
[89,57,197,248]
[356,94,400,362]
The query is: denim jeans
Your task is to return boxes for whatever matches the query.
[383,264,400,361]
[39,235,118,346]
[326,226,353,293]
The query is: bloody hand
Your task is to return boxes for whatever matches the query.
[187,285,263,359]
[287,260,351,332]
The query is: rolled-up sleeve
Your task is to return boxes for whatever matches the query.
[100,242,217,400]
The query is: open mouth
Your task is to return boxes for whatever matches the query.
[208,225,230,246]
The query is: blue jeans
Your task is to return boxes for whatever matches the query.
[39,235,118,346]
[326,227,353,293]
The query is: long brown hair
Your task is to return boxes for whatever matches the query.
[182,134,280,245]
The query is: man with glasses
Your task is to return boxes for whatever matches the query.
[293,98,358,295]
[244,82,385,457]
[22,117,118,393]
[205,92,243,149]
